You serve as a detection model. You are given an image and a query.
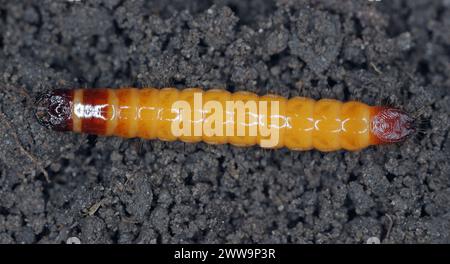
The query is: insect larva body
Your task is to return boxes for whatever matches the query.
[35,88,416,152]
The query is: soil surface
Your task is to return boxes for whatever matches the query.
[0,0,449,244]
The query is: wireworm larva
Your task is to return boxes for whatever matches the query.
[35,88,416,151]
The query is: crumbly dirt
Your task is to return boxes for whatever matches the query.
[0,0,449,244]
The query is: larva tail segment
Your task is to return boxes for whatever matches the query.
[35,89,73,131]
[369,106,416,145]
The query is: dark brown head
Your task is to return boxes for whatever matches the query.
[35,90,73,131]
[371,107,416,143]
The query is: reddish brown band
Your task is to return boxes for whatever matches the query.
[81,89,109,135]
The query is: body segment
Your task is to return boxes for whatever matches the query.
[35,88,415,151]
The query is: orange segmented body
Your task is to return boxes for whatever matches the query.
[35,88,416,152]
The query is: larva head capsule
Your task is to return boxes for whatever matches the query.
[371,107,416,144]
[35,90,73,131]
